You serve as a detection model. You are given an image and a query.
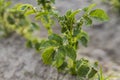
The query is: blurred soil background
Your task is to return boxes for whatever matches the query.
[0,0,120,80]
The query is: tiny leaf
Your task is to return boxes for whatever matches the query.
[26,40,33,48]
[83,16,92,26]
[7,16,15,25]
[78,30,89,47]
[31,22,39,30]
[88,67,97,78]
[83,4,96,12]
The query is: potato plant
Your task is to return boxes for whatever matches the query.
[103,0,120,12]
[111,0,120,12]
[0,0,12,37]
[0,0,109,80]
[110,0,120,11]
[0,0,39,38]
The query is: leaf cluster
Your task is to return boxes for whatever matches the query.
[0,0,39,38]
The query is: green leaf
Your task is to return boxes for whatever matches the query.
[40,40,59,49]
[51,0,55,3]
[25,9,35,16]
[53,56,64,68]
[76,58,97,78]
[83,16,92,26]
[43,15,49,23]
[61,26,67,33]
[67,57,74,68]
[69,9,80,18]
[73,28,80,37]
[52,46,67,68]
[18,19,28,26]
[77,64,90,77]
[42,47,55,65]
[93,61,98,68]
[53,51,65,68]
[15,4,35,16]
[76,58,89,69]
[66,10,72,17]
[76,60,82,69]
[7,15,15,25]
[90,9,109,21]
[4,1,11,8]
[26,40,33,48]
[78,30,89,47]
[35,42,41,51]
[57,46,66,57]
[48,34,63,45]
[87,67,97,78]
[57,62,67,72]
[31,22,39,30]
[80,37,88,47]
[17,4,33,11]
[65,46,76,60]
[83,4,96,12]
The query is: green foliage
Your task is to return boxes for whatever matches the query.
[0,0,110,80]
[112,0,120,11]
[78,30,89,47]
[97,68,110,80]
[48,33,63,45]
[0,0,39,38]
[30,2,108,79]
[0,0,12,37]
[88,67,98,78]
[76,59,98,79]
[103,0,120,12]
[42,47,55,64]
[111,0,120,11]
[89,9,109,21]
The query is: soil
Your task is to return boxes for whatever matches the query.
[0,0,120,80]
